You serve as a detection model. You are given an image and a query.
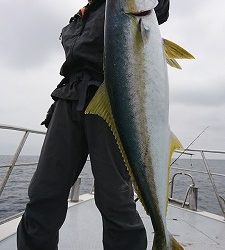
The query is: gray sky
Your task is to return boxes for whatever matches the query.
[0,0,225,156]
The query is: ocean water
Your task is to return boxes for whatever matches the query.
[0,155,93,221]
[0,155,224,221]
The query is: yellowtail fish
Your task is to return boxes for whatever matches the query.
[86,0,194,249]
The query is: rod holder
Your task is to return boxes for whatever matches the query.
[70,178,81,202]
[188,185,198,211]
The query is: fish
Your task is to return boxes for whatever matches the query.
[86,0,194,249]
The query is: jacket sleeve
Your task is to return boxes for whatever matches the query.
[154,0,170,25]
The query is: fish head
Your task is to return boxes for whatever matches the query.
[106,0,158,15]
[121,0,158,15]
[105,0,159,43]
[104,0,161,87]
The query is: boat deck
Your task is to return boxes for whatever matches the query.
[0,194,225,250]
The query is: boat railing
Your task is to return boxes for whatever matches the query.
[0,124,46,197]
[169,171,198,211]
[0,124,225,219]
[0,124,94,204]
[170,148,225,219]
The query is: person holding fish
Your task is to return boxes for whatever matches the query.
[17,0,170,249]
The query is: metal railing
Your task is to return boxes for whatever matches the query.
[0,124,46,196]
[171,149,225,219]
[0,124,225,219]
[0,124,93,203]
[169,171,198,211]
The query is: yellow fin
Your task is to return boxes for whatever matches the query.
[163,38,195,59]
[169,132,183,163]
[166,132,183,212]
[166,57,182,70]
[85,84,149,213]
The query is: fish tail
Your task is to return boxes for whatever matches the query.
[171,235,184,250]
[152,233,184,250]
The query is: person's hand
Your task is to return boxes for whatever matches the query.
[41,102,56,128]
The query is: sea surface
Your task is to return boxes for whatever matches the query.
[0,155,224,221]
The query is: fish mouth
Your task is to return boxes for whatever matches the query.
[128,10,151,16]
[125,9,152,17]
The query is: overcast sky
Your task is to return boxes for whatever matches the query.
[0,0,225,157]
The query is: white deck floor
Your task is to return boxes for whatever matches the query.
[0,194,225,250]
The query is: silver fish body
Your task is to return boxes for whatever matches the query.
[103,0,183,249]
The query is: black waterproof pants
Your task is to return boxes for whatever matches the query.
[17,100,147,250]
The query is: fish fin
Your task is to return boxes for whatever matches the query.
[152,232,184,250]
[84,84,127,171]
[166,57,182,70]
[139,18,150,43]
[85,84,128,173]
[85,84,149,213]
[169,132,183,162]
[165,132,183,213]
[163,38,195,59]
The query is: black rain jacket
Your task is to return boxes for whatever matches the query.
[51,0,170,110]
